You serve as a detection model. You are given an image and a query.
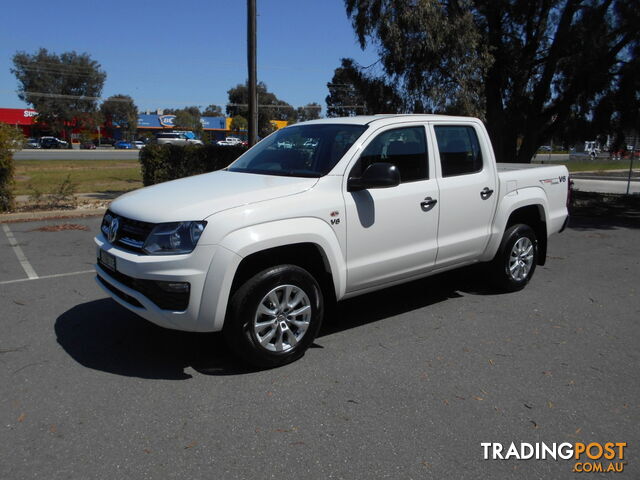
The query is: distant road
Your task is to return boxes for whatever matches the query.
[14,149,140,161]
[572,178,640,194]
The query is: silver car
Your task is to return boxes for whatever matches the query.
[155,132,203,146]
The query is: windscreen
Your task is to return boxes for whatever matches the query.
[228,124,368,177]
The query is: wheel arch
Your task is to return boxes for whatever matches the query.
[505,204,548,265]
[206,218,346,331]
[484,187,549,265]
[230,242,337,305]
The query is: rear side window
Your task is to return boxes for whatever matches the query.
[434,125,483,177]
[354,126,428,183]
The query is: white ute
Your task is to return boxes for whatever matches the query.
[95,115,570,367]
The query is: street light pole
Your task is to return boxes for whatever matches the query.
[626,136,637,195]
[247,0,258,147]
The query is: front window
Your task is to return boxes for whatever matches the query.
[228,124,368,177]
[351,126,428,183]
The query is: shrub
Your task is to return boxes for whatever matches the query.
[50,174,77,208]
[0,124,24,212]
[139,144,247,186]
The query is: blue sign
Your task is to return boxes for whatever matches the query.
[136,114,227,130]
[201,116,226,130]
[158,115,176,127]
[137,114,162,128]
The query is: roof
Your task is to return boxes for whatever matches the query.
[299,114,480,126]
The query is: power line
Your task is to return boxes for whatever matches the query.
[2,89,325,111]
[18,91,116,102]
[13,59,102,71]
[15,66,101,78]
[227,103,321,109]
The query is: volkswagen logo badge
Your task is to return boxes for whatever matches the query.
[107,217,119,243]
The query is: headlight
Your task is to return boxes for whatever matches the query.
[143,221,207,255]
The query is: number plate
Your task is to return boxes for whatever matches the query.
[99,249,116,271]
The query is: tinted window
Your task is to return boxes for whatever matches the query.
[353,126,428,183]
[434,125,483,177]
[229,124,368,178]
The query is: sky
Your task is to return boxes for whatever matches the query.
[0,0,380,115]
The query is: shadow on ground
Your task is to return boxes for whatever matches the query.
[55,267,494,379]
[570,191,640,229]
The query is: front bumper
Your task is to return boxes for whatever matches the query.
[94,234,218,332]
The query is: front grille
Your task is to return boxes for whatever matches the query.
[97,262,190,311]
[101,210,155,253]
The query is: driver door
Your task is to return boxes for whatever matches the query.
[343,124,440,293]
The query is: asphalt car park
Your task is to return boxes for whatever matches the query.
[1,214,638,479]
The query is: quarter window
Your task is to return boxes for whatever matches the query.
[434,125,483,177]
[354,126,428,183]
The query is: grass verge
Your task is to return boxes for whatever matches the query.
[534,158,636,172]
[565,160,635,172]
[14,159,142,195]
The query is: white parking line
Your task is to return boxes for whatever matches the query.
[2,224,39,280]
[0,269,94,285]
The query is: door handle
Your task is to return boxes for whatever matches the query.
[480,187,494,200]
[420,197,438,211]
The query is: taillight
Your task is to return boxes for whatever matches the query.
[567,175,573,208]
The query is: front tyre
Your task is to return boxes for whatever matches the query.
[224,265,324,368]
[491,224,538,292]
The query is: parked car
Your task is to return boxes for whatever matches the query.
[133,141,146,150]
[40,136,68,149]
[95,114,570,368]
[217,137,243,146]
[25,138,41,149]
[155,132,203,146]
[114,141,134,149]
[81,142,97,150]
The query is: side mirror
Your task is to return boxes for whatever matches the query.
[347,162,401,192]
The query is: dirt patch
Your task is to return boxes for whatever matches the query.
[31,223,90,232]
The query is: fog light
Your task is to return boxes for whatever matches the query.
[155,281,190,293]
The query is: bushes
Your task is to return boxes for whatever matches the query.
[0,124,24,212]
[139,144,247,186]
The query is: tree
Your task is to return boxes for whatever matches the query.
[326,58,404,117]
[344,0,640,162]
[172,106,203,136]
[227,82,296,137]
[0,123,24,212]
[296,103,322,122]
[11,48,107,140]
[592,43,640,150]
[100,94,138,140]
[202,104,224,117]
[230,115,248,134]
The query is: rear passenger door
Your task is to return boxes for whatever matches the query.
[344,124,440,292]
[431,123,497,266]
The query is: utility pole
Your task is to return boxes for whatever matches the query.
[626,135,637,195]
[247,0,258,147]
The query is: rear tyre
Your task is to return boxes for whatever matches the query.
[224,265,324,368]
[491,224,538,292]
